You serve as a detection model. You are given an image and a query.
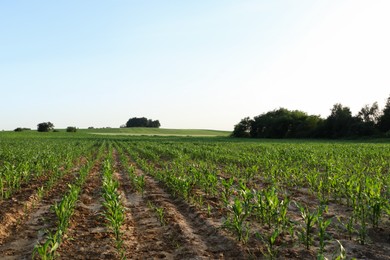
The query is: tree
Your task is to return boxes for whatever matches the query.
[147,119,161,128]
[37,122,54,132]
[232,117,252,137]
[322,104,355,138]
[350,102,380,136]
[66,126,77,132]
[378,95,390,134]
[14,127,31,132]
[358,102,379,124]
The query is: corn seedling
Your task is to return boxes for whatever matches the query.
[224,197,251,243]
[256,228,281,259]
[101,158,126,257]
[221,177,234,207]
[317,206,332,258]
[295,202,318,250]
[33,230,60,260]
[332,240,346,260]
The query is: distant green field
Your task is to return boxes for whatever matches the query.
[79,127,231,137]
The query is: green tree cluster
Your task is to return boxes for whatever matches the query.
[232,95,390,139]
[14,127,31,132]
[125,117,161,128]
[37,122,54,132]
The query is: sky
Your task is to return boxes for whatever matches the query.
[1,1,389,131]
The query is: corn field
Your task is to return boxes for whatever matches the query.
[0,132,389,259]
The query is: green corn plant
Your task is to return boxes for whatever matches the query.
[243,165,258,184]
[263,187,279,228]
[356,203,368,245]
[254,190,266,224]
[295,202,318,250]
[207,203,212,217]
[365,176,384,228]
[191,194,204,209]
[147,201,166,226]
[256,228,280,260]
[0,174,4,199]
[33,230,60,260]
[337,215,355,241]
[52,184,80,234]
[351,180,369,245]
[332,240,346,260]
[155,206,166,226]
[253,186,289,230]
[239,182,254,213]
[223,197,251,243]
[221,177,234,207]
[317,206,332,258]
[37,186,45,199]
[135,174,146,196]
[204,172,218,196]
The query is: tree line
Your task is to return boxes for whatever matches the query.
[14,116,162,132]
[232,96,390,139]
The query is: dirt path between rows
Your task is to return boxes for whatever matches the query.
[56,161,118,259]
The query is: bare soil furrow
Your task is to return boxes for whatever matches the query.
[56,162,117,259]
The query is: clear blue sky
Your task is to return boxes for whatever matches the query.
[1,1,389,130]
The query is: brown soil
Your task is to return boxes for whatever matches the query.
[0,169,81,259]
[0,175,48,242]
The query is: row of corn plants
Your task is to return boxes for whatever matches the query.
[101,147,126,259]
[114,143,146,196]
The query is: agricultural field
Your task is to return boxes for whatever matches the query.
[0,131,389,259]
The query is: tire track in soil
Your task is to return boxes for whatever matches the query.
[0,167,82,259]
[112,150,175,259]
[117,150,247,259]
[56,161,118,259]
[143,174,246,259]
